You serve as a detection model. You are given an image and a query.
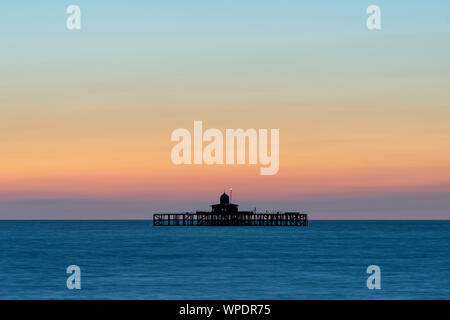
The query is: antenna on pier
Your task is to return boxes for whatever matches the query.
[229,188,232,203]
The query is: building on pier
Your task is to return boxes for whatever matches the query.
[203,192,251,215]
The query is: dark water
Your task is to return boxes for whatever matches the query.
[0,221,449,299]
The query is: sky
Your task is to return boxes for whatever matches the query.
[1,1,450,219]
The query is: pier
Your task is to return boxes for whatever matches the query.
[153,212,307,226]
[153,192,308,227]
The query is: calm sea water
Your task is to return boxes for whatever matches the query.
[0,221,448,299]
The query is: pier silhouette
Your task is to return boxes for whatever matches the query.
[153,192,308,227]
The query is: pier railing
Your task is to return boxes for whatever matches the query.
[153,212,308,227]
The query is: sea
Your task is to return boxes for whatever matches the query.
[0,220,448,299]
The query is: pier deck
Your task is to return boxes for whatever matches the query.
[153,212,308,226]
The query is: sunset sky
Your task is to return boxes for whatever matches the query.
[1,1,449,219]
